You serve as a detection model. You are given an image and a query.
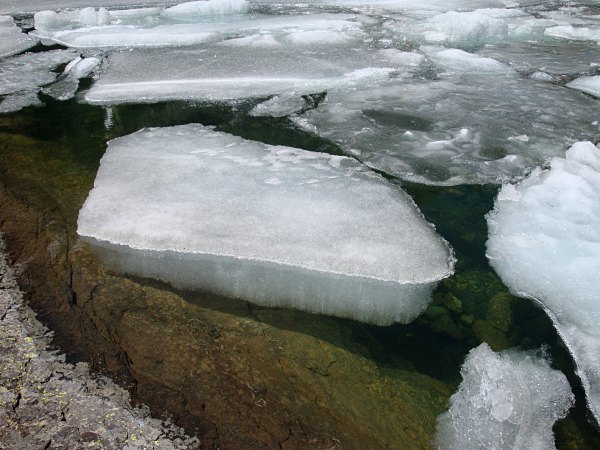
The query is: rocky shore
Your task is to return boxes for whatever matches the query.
[0,233,199,449]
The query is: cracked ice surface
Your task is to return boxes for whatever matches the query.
[435,343,573,450]
[0,49,77,113]
[0,16,38,58]
[486,141,600,424]
[295,69,599,185]
[77,124,454,325]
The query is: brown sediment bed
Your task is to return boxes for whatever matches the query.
[0,232,198,449]
[0,118,453,447]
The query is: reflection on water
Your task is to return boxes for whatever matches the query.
[0,97,599,447]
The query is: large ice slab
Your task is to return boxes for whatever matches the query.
[77,124,454,325]
[295,72,600,185]
[0,49,76,113]
[32,3,365,50]
[83,45,409,105]
[0,16,38,58]
[435,343,573,450]
[486,141,600,423]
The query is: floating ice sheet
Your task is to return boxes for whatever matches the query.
[0,16,38,58]
[77,124,454,325]
[83,45,409,104]
[0,49,76,113]
[32,4,365,50]
[435,343,573,450]
[486,141,600,423]
[295,72,600,185]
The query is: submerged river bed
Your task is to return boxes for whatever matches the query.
[1,0,600,448]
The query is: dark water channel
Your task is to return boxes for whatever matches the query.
[1,95,599,448]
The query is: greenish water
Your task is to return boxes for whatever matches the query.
[1,97,599,447]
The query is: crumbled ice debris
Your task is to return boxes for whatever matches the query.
[77,124,454,325]
[435,343,573,450]
[486,141,600,423]
[42,56,100,101]
[567,75,600,99]
[84,45,400,105]
[0,15,38,58]
[34,7,112,31]
[162,0,250,20]
[0,49,76,113]
[295,71,599,185]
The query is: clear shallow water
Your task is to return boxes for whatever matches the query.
[1,96,599,447]
[1,0,600,446]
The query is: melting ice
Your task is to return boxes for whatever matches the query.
[435,343,573,450]
[486,141,600,424]
[77,124,454,325]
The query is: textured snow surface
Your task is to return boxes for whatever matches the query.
[486,141,600,423]
[77,124,454,325]
[0,16,38,58]
[435,343,573,450]
[0,50,77,113]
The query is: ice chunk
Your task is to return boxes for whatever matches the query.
[544,25,600,42]
[0,15,38,58]
[42,56,101,101]
[34,7,112,31]
[0,49,77,113]
[84,45,400,105]
[162,0,250,20]
[250,95,307,117]
[295,73,599,185]
[486,141,600,423]
[435,343,573,450]
[420,46,514,74]
[425,10,508,46]
[77,124,454,325]
[567,75,600,99]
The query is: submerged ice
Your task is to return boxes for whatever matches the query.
[486,141,600,423]
[77,124,454,325]
[435,343,573,450]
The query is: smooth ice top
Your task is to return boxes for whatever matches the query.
[435,343,573,450]
[486,141,600,422]
[567,75,600,99]
[84,45,399,104]
[78,124,453,283]
[162,0,250,19]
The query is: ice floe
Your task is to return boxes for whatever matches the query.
[0,16,38,58]
[435,343,573,450]
[567,75,600,99]
[77,124,454,325]
[83,44,404,104]
[0,49,77,113]
[486,141,600,423]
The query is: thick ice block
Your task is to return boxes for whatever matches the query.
[486,141,600,423]
[435,343,573,450]
[77,124,454,325]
